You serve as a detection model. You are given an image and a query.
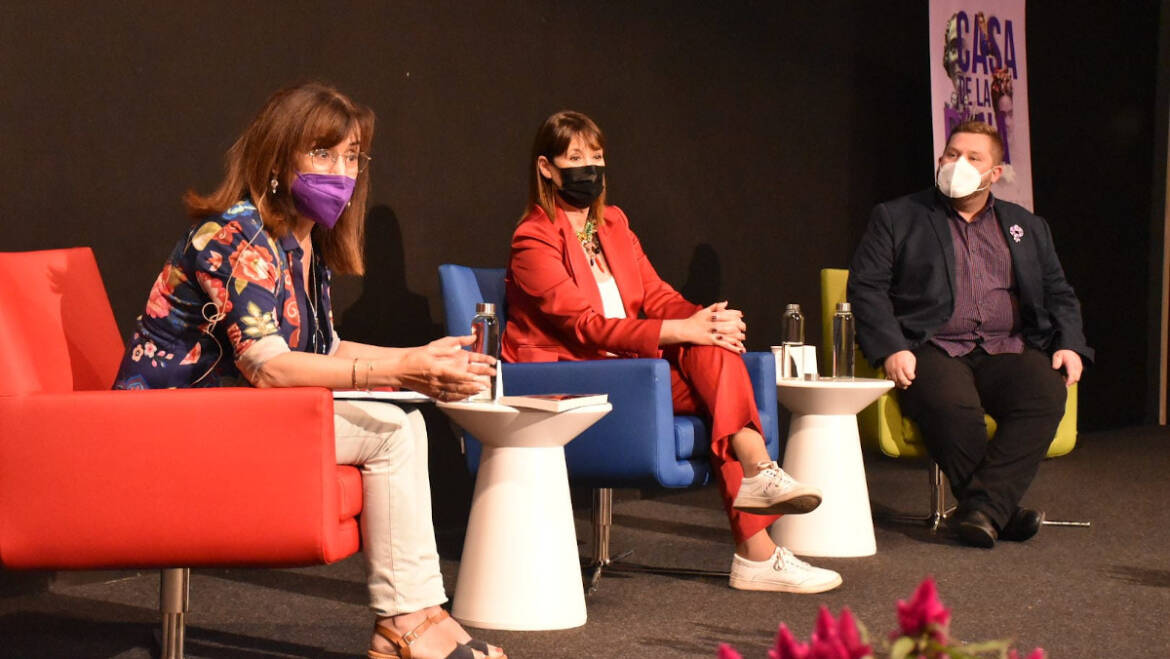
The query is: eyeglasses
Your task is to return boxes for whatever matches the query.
[306,148,372,174]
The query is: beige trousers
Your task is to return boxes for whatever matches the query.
[333,400,447,617]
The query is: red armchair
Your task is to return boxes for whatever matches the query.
[0,247,362,658]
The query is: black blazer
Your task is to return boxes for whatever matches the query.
[847,188,1093,367]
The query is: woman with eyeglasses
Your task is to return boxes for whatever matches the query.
[114,82,505,659]
[503,111,842,594]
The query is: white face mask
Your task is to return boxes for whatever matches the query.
[936,156,993,198]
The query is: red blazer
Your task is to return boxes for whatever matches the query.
[503,204,701,363]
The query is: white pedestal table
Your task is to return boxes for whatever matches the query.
[436,400,611,631]
[770,377,893,557]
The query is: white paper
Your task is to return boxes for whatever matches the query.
[332,390,433,403]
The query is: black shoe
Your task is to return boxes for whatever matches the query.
[1000,508,1044,542]
[956,509,998,548]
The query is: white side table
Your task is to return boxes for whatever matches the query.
[437,401,611,631]
[770,377,893,557]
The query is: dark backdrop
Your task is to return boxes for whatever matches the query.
[2,1,1163,431]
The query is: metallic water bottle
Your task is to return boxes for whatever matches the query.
[781,304,804,346]
[470,302,501,400]
[832,302,855,379]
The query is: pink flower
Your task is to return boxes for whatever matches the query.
[809,607,849,659]
[765,609,871,659]
[895,577,951,644]
[769,624,810,659]
[813,607,839,642]
[798,607,872,659]
[836,608,872,658]
[718,575,1035,659]
[808,641,849,659]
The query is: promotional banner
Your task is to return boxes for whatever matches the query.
[930,0,1032,210]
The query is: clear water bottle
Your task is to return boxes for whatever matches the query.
[470,302,501,400]
[832,302,855,379]
[781,304,804,346]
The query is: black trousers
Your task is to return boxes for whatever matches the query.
[898,343,1067,529]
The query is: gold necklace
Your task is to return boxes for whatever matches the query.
[575,218,601,266]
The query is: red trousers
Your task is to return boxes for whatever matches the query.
[663,344,779,544]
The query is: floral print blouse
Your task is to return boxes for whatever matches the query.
[113,200,338,389]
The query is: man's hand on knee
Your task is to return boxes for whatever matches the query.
[1051,349,1083,386]
[883,350,917,389]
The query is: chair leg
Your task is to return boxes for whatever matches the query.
[591,487,612,567]
[159,568,189,659]
[583,487,729,595]
[875,462,954,530]
[1042,518,1091,527]
[586,487,613,592]
[927,463,955,532]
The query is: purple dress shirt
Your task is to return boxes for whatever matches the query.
[930,197,1025,357]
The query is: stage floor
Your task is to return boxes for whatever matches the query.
[1,425,1167,658]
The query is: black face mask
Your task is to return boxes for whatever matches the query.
[554,165,605,208]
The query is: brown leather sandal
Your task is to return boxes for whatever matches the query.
[368,613,477,659]
[428,610,508,659]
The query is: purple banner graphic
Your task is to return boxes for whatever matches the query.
[931,0,1032,210]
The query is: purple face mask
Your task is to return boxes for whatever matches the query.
[291,173,356,229]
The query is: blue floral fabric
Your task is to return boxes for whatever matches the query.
[113,200,334,389]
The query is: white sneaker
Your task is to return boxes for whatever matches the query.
[732,461,822,515]
[728,547,843,593]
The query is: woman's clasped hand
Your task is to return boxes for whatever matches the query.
[683,301,748,353]
[657,301,748,354]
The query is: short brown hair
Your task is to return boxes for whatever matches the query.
[184,82,375,275]
[947,120,1004,164]
[527,111,607,225]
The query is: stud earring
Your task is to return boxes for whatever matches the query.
[346,201,352,208]
[270,177,279,195]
